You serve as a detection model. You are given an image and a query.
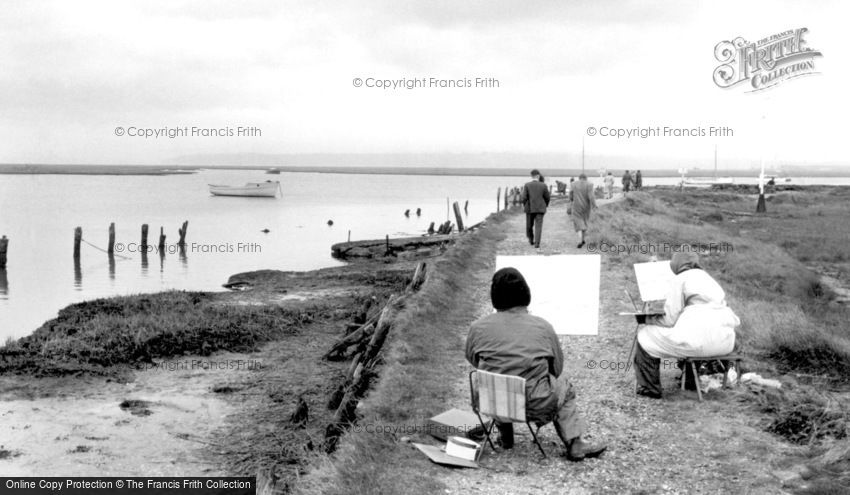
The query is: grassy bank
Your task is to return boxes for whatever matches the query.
[591,187,850,492]
[0,265,411,377]
[0,291,319,376]
[297,212,509,495]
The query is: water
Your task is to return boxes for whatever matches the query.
[0,170,525,339]
[1,170,847,340]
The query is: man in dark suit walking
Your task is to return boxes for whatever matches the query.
[521,169,551,248]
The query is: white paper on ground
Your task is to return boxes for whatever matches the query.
[633,261,674,302]
[495,255,600,335]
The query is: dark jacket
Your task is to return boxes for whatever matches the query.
[466,307,562,417]
[521,180,551,214]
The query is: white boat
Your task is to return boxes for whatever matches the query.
[208,181,281,197]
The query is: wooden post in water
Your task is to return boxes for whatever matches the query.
[496,187,501,212]
[107,223,115,255]
[74,227,82,259]
[464,200,468,214]
[452,202,465,232]
[0,235,8,268]
[141,224,149,251]
[427,222,435,235]
[347,230,351,243]
[504,185,509,209]
[178,221,188,246]
[158,227,166,252]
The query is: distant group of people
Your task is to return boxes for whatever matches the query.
[620,169,643,195]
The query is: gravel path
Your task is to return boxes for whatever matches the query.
[431,196,802,494]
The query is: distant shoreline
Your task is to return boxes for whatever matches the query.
[2,163,850,178]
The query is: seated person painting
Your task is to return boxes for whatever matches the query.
[465,267,606,461]
[634,252,741,399]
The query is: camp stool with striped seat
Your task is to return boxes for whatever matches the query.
[468,369,548,458]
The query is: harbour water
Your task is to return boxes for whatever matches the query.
[1,169,848,340]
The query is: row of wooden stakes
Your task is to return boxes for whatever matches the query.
[71,221,189,258]
[320,261,428,453]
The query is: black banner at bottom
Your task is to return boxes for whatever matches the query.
[1,478,255,495]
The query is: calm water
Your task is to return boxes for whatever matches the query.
[1,170,848,340]
[0,170,529,339]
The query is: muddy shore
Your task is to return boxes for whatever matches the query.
[0,259,418,483]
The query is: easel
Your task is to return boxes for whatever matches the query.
[621,289,663,376]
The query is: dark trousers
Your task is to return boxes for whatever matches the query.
[634,342,661,395]
[634,342,698,395]
[525,213,544,247]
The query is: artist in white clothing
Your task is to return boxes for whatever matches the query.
[634,251,740,398]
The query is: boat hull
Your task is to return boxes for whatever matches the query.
[209,182,280,197]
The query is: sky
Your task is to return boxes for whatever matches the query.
[0,0,845,169]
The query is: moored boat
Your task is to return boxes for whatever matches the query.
[209,181,281,197]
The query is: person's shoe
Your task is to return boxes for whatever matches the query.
[534,244,540,249]
[566,437,607,461]
[577,241,586,249]
[636,387,662,399]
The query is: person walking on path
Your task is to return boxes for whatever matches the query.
[521,169,551,248]
[603,172,615,199]
[635,170,643,190]
[568,173,597,249]
[622,170,633,194]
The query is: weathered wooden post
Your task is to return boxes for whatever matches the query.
[0,235,8,268]
[404,209,410,217]
[464,200,468,214]
[348,230,351,243]
[504,185,509,209]
[107,223,115,255]
[385,234,390,256]
[141,224,149,251]
[416,208,421,217]
[497,187,501,212]
[158,227,166,253]
[74,227,82,259]
[427,222,435,235]
[178,221,188,246]
[453,202,465,232]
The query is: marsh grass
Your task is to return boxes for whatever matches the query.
[595,188,850,492]
[595,189,850,379]
[0,291,320,375]
[296,212,509,495]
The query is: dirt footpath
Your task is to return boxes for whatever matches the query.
[431,197,803,494]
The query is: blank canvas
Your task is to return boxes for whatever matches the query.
[633,261,674,302]
[495,255,600,335]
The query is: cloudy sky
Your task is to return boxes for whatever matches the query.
[0,0,845,169]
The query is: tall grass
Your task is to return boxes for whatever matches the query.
[0,291,319,375]
[296,212,509,495]
[594,190,850,379]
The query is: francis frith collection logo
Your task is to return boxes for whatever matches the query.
[713,28,822,92]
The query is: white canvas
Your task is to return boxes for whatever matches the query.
[633,261,675,302]
[495,255,600,336]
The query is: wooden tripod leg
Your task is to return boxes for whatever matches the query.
[691,361,703,402]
